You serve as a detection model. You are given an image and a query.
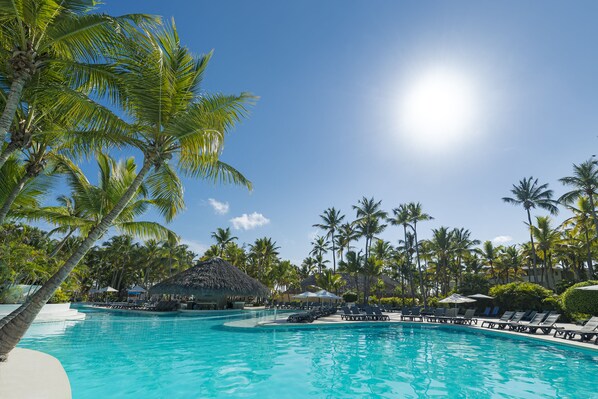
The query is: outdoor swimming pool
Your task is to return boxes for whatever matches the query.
[19,308,598,398]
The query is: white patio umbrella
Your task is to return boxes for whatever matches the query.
[467,294,494,299]
[99,286,118,293]
[439,293,477,305]
[293,291,319,308]
[315,290,342,300]
[576,284,598,291]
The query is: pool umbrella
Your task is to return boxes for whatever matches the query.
[128,285,147,294]
[314,290,342,300]
[439,294,477,305]
[467,294,494,299]
[293,291,319,307]
[576,284,598,291]
[99,286,118,293]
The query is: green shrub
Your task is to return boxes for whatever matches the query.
[48,288,71,304]
[379,297,418,307]
[342,291,358,303]
[457,273,491,296]
[560,280,598,316]
[489,282,553,311]
[554,279,576,295]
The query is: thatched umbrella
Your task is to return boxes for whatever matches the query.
[150,258,270,307]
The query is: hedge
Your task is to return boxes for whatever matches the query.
[489,282,553,311]
[560,280,598,316]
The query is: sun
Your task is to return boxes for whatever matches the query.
[398,66,478,152]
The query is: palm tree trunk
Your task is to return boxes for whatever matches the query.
[0,77,26,169]
[331,231,336,273]
[0,172,29,224]
[413,224,427,307]
[586,194,597,277]
[0,159,152,361]
[584,227,593,279]
[49,229,75,257]
[526,208,539,284]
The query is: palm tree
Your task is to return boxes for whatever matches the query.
[451,228,480,287]
[300,257,317,279]
[478,241,499,282]
[559,159,598,277]
[310,235,330,274]
[338,250,364,297]
[315,269,345,293]
[249,237,280,282]
[313,207,345,272]
[0,0,155,169]
[561,197,595,278]
[502,177,558,284]
[531,216,561,287]
[407,202,433,307]
[0,24,254,360]
[353,197,387,303]
[210,227,237,257]
[336,222,358,263]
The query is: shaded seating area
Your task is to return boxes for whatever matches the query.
[554,316,598,342]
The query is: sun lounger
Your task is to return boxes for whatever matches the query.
[481,311,514,328]
[452,309,478,325]
[426,307,446,322]
[437,308,459,323]
[510,312,546,332]
[490,311,525,330]
[401,306,423,321]
[372,307,390,321]
[554,316,598,341]
[520,314,561,334]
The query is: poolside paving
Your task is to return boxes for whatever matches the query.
[233,311,598,352]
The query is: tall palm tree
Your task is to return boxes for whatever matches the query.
[561,197,595,278]
[0,0,155,168]
[310,235,330,273]
[559,159,598,277]
[0,24,254,360]
[313,207,344,273]
[210,227,237,257]
[249,237,280,282]
[336,222,358,263]
[338,250,363,297]
[407,202,433,307]
[502,177,558,284]
[477,241,499,282]
[353,197,387,303]
[531,216,561,287]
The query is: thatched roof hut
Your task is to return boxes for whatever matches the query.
[150,258,270,306]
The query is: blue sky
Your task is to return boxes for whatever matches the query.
[87,1,598,263]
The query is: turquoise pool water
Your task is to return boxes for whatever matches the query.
[19,308,598,398]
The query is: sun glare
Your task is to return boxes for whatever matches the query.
[399,66,478,153]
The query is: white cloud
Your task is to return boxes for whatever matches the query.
[230,212,270,230]
[180,239,209,256]
[492,235,512,244]
[207,198,229,215]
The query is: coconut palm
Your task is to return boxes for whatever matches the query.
[407,202,433,307]
[315,269,345,293]
[336,222,358,263]
[561,197,595,278]
[0,24,254,360]
[211,227,238,257]
[338,250,364,296]
[477,241,499,282]
[451,228,480,286]
[0,0,155,169]
[502,177,559,284]
[531,216,561,287]
[313,207,345,272]
[249,237,280,282]
[559,159,598,274]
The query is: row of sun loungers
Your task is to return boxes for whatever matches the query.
[287,307,337,323]
[481,311,563,335]
[339,306,390,321]
[553,316,598,344]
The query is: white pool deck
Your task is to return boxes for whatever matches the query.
[0,348,71,399]
[226,311,598,352]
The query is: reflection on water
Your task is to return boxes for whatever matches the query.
[18,310,598,399]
